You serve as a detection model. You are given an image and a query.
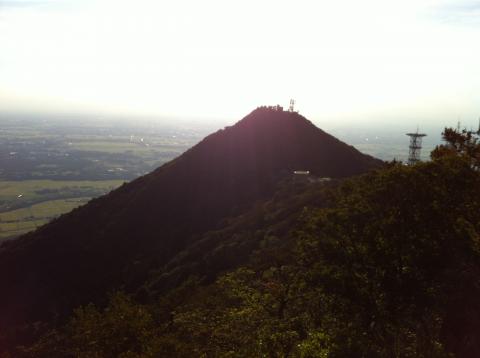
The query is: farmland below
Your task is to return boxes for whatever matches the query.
[0,114,210,241]
[0,180,124,240]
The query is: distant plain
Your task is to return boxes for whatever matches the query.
[0,116,211,241]
[0,114,445,241]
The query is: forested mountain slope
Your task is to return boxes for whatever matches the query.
[0,107,381,347]
[20,134,480,357]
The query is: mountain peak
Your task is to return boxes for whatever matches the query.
[183,105,379,179]
[0,108,382,336]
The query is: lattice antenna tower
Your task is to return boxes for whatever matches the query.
[289,99,295,112]
[406,129,427,166]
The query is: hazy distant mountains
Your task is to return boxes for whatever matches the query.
[0,107,382,340]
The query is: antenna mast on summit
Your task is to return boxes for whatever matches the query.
[289,99,295,112]
[406,129,427,166]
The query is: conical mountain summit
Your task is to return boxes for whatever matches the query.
[0,106,382,336]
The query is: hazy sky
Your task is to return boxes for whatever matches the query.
[0,0,479,125]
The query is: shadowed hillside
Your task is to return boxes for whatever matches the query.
[0,107,381,344]
[16,132,480,357]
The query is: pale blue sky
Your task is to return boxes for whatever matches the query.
[0,0,479,127]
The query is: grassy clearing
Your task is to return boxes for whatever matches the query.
[0,179,124,210]
[0,179,124,196]
[0,197,90,240]
[0,180,125,241]
[0,197,89,221]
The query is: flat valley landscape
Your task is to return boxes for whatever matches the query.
[0,115,212,240]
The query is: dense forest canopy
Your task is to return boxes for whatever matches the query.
[6,127,480,357]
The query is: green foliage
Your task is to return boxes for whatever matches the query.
[170,266,311,357]
[293,160,478,356]
[24,128,480,357]
[431,127,480,169]
[296,332,331,358]
[23,293,157,357]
